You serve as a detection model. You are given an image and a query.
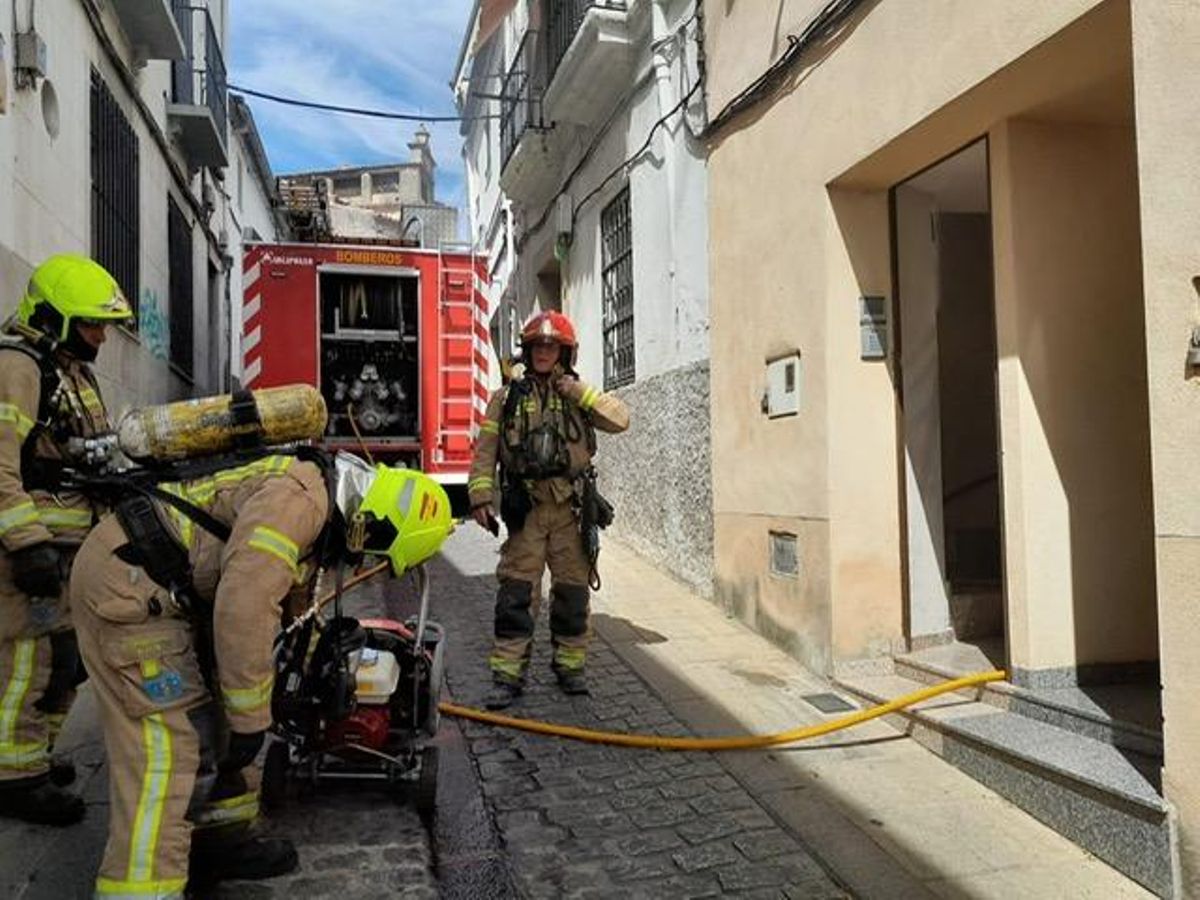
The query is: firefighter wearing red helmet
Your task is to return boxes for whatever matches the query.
[469,310,628,709]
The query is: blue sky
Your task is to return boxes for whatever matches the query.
[228,1,475,215]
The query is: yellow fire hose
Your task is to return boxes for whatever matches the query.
[437,670,1006,751]
[302,563,1004,752]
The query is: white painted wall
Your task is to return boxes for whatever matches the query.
[458,0,707,387]
[456,23,516,386]
[0,0,233,413]
[895,185,951,640]
[566,0,708,385]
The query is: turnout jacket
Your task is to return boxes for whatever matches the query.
[468,375,629,509]
[72,456,329,733]
[0,344,108,552]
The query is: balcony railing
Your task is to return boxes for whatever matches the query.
[170,2,228,158]
[544,0,626,86]
[500,30,545,171]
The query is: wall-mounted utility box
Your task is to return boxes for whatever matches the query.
[860,295,888,360]
[765,352,801,418]
[15,31,47,79]
[769,531,800,578]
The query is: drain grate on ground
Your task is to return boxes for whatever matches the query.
[801,692,856,714]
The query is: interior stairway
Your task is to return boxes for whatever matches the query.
[835,642,1172,897]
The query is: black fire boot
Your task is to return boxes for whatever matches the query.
[188,833,299,886]
[554,668,590,696]
[484,678,523,710]
[0,774,85,826]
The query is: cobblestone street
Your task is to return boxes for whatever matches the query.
[0,527,847,899]
[431,527,848,899]
[1,526,1150,898]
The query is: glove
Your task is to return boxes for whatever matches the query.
[10,543,62,598]
[553,375,585,402]
[219,729,266,773]
[471,503,499,536]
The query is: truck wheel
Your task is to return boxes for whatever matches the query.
[415,745,439,826]
[261,740,290,814]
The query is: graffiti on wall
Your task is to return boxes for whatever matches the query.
[139,288,168,360]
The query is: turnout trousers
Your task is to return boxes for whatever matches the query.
[490,497,591,682]
[0,546,76,783]
[71,517,260,899]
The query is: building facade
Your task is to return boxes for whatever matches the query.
[226,92,285,392]
[454,0,712,592]
[278,128,459,246]
[0,0,238,412]
[703,0,1200,894]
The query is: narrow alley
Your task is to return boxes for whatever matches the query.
[1,527,1152,898]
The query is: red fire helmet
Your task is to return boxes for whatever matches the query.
[520,310,578,349]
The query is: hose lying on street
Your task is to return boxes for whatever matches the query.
[437,670,1005,751]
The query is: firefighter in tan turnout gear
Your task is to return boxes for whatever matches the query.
[469,311,629,709]
[69,442,338,895]
[0,254,130,826]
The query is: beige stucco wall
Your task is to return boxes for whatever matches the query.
[1127,0,1200,892]
[705,0,1116,666]
[705,0,1200,886]
[990,118,1156,675]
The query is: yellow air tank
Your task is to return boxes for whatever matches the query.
[117,384,328,462]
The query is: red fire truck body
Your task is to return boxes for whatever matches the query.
[240,241,489,485]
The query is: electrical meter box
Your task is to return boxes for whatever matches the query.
[765,352,801,418]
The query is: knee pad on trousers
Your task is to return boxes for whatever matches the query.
[495,580,535,640]
[549,583,589,638]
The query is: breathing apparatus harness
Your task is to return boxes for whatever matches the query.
[0,325,111,491]
[62,388,352,616]
[497,366,595,529]
[497,365,613,588]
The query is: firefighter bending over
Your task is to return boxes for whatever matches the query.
[69,447,415,895]
[469,311,629,710]
[0,255,130,826]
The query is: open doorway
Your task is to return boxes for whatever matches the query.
[894,139,1004,667]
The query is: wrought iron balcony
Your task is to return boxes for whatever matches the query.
[544,0,627,87]
[500,30,545,172]
[167,2,228,169]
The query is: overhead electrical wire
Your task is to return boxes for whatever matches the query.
[229,84,495,122]
[704,0,864,136]
[517,12,706,249]
[570,79,703,228]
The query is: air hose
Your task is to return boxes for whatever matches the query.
[438,669,1005,751]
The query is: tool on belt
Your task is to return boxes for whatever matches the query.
[577,466,614,590]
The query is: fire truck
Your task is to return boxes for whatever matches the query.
[239,241,490,499]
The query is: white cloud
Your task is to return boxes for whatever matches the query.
[230,0,474,219]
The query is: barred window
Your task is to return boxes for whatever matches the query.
[601,187,634,389]
[90,68,140,317]
[168,197,194,377]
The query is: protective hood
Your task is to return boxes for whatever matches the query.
[333,451,379,519]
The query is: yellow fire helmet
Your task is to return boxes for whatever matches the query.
[18,254,133,342]
[349,460,454,576]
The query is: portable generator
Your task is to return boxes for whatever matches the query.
[262,562,446,821]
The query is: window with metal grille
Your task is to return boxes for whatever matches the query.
[601,187,634,389]
[90,68,140,318]
[168,197,194,377]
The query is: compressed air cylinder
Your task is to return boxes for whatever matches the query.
[117,384,328,463]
